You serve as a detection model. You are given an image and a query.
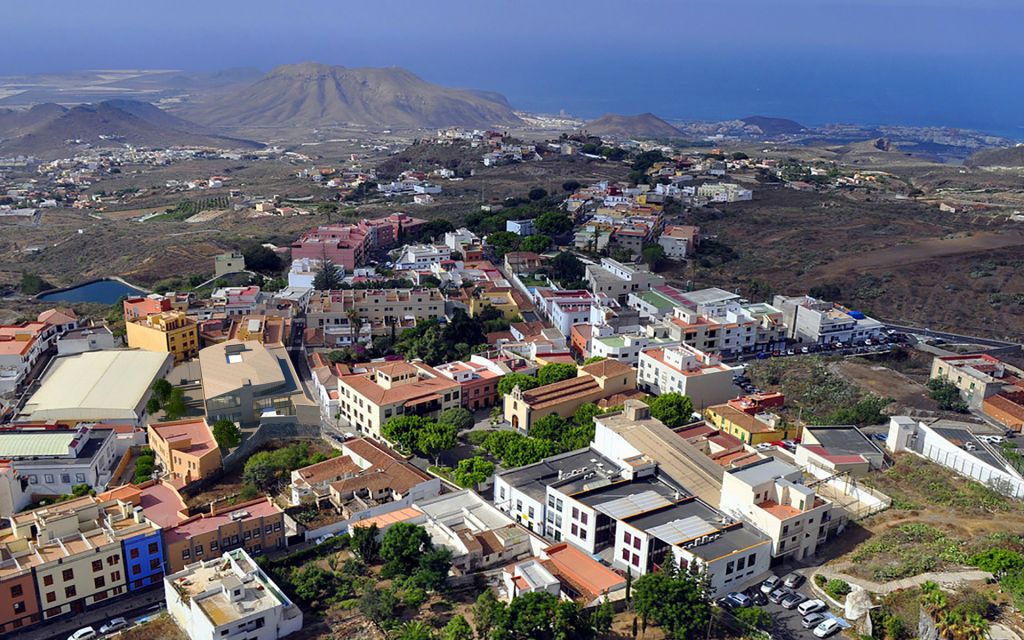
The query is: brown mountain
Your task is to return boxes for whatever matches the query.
[584,113,683,139]
[178,62,522,130]
[0,100,261,158]
[966,145,1024,168]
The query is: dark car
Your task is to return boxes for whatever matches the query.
[783,572,806,589]
[768,587,791,604]
[745,589,768,606]
[781,592,808,610]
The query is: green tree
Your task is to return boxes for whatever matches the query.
[358,587,398,627]
[583,356,607,365]
[243,244,282,273]
[473,589,506,640]
[731,151,749,160]
[441,614,474,640]
[573,403,603,428]
[312,260,343,290]
[146,397,161,415]
[534,212,573,236]
[380,523,432,578]
[451,457,495,489]
[528,187,548,201]
[633,562,711,639]
[438,407,474,432]
[382,415,433,452]
[927,378,969,412]
[497,373,540,396]
[520,234,552,253]
[641,244,667,271]
[487,231,521,259]
[20,272,53,295]
[562,180,581,192]
[163,388,187,420]
[647,393,695,428]
[733,606,771,631]
[591,597,614,636]
[70,484,93,498]
[394,621,435,640]
[414,546,453,592]
[291,565,335,603]
[530,414,569,442]
[242,452,279,492]
[152,378,173,404]
[351,523,381,563]
[212,419,241,450]
[418,421,458,464]
[546,251,584,284]
[538,362,577,386]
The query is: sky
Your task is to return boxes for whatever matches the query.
[3,0,1024,136]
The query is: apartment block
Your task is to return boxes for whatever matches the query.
[434,355,507,410]
[162,498,285,574]
[126,311,199,363]
[336,361,462,439]
[165,549,302,640]
[705,395,799,446]
[306,288,444,335]
[585,257,666,303]
[590,325,679,366]
[658,225,700,259]
[773,294,883,346]
[637,344,738,410]
[930,353,1024,409]
[199,340,303,426]
[147,418,223,486]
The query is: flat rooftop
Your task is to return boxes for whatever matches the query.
[498,448,618,502]
[804,426,882,457]
[727,458,798,486]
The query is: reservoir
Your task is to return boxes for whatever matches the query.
[37,279,147,305]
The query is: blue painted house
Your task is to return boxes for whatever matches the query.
[122,526,165,589]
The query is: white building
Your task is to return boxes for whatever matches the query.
[394,244,451,270]
[696,183,752,203]
[719,458,836,562]
[165,549,303,640]
[585,257,666,302]
[590,324,679,366]
[773,295,883,346]
[506,219,535,236]
[56,325,117,355]
[658,226,699,259]
[289,257,342,289]
[637,344,738,410]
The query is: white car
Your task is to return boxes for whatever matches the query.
[798,599,827,616]
[814,618,841,638]
[100,618,128,634]
[68,628,97,640]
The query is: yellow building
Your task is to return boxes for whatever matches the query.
[469,287,524,321]
[126,311,199,363]
[704,403,799,445]
[504,359,637,432]
[147,418,223,485]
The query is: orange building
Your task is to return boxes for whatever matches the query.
[147,418,223,486]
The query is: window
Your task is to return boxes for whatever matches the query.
[62,569,74,581]
[94,576,105,589]
[12,601,24,614]
[150,559,161,570]
[45,592,55,603]
[61,474,70,484]
[244,531,251,540]
[737,557,746,571]
[64,586,76,598]
[528,507,535,519]
[571,524,578,536]
[106,556,118,566]
[10,585,22,598]
[75,474,86,483]
[747,552,757,567]
[43,575,53,587]
[726,561,735,575]
[148,542,159,554]
[633,536,641,550]
[111,572,121,582]
[782,525,789,535]
[211,541,219,551]
[130,548,140,560]
[572,507,579,519]
[265,525,272,535]
[45,474,54,483]
[624,532,632,545]
[516,500,522,512]
[581,512,588,525]
[182,549,190,560]
[632,553,640,567]
[622,549,631,561]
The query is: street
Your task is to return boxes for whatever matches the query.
[11,586,166,640]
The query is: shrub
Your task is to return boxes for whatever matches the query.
[815,574,827,587]
[825,579,852,600]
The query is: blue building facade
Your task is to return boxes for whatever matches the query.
[122,528,165,589]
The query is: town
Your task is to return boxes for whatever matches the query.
[0,124,1023,640]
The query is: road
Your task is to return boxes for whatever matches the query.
[881,323,1020,349]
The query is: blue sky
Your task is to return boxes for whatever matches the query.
[3,1,1023,135]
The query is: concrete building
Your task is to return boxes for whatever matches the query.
[930,353,1024,409]
[696,182,752,203]
[705,396,799,446]
[720,458,837,562]
[585,258,666,303]
[434,356,507,411]
[658,225,700,259]
[637,344,738,410]
[0,425,120,513]
[165,549,302,640]
[199,341,303,426]
[148,418,223,487]
[0,492,163,631]
[590,325,679,366]
[502,543,626,606]
[306,288,445,336]
[795,426,885,477]
[288,257,341,289]
[773,294,883,346]
[503,359,636,432]
[336,361,462,439]
[56,325,117,355]
[214,252,245,278]
[0,316,71,394]
[211,286,262,317]
[443,228,485,260]
[18,350,172,426]
[126,311,200,363]
[162,498,286,574]
[394,243,451,270]
[506,219,535,236]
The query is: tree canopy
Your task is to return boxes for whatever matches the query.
[382,415,433,453]
[313,260,343,290]
[451,456,495,489]
[438,407,474,432]
[519,234,551,254]
[633,561,712,639]
[497,373,541,396]
[537,362,577,386]
[647,393,696,428]
[212,419,241,450]
[534,212,573,236]
[546,251,585,285]
[417,421,457,464]
[243,244,283,273]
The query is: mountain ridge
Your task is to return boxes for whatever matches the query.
[583,112,683,139]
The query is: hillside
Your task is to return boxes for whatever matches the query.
[966,145,1024,168]
[178,62,522,130]
[584,113,683,139]
[740,115,806,136]
[0,100,261,158]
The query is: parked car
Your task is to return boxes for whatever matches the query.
[756,442,775,451]
[781,591,808,609]
[801,346,810,354]
[760,575,780,594]
[68,628,97,640]
[780,440,798,451]
[872,432,888,441]
[745,589,768,606]
[768,587,791,604]
[814,618,842,638]
[99,618,128,634]
[798,599,827,616]
[716,596,737,611]
[725,592,752,608]
[783,572,806,588]
[802,612,827,629]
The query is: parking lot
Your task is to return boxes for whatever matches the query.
[720,570,850,640]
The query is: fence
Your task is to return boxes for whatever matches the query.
[914,436,1024,499]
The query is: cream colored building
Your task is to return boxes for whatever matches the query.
[126,311,199,363]
[306,288,445,335]
[336,361,462,440]
[148,418,223,485]
[636,344,738,411]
